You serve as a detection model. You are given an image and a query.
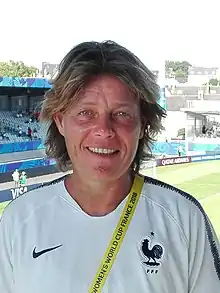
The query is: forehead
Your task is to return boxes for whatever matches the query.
[78,75,137,105]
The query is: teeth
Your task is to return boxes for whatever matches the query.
[88,147,116,154]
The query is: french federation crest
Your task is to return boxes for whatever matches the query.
[140,232,164,274]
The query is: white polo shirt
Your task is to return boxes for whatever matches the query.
[0,175,219,293]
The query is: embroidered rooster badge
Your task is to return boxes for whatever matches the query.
[141,232,164,267]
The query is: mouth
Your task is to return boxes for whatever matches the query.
[86,147,119,155]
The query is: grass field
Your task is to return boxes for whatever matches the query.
[142,160,220,238]
[0,201,8,216]
[0,160,220,237]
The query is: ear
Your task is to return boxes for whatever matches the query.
[53,112,65,136]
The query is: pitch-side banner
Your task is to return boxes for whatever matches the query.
[0,183,41,204]
[157,156,191,167]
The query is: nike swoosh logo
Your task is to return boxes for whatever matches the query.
[32,244,62,258]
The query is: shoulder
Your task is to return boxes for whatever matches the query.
[1,176,66,224]
[140,177,220,283]
[141,175,203,216]
[140,175,205,238]
[140,175,218,246]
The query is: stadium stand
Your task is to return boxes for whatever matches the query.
[0,111,47,143]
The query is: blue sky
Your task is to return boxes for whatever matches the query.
[1,0,219,70]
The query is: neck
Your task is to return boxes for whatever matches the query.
[64,170,134,216]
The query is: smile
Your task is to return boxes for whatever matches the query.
[87,147,118,155]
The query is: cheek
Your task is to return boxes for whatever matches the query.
[120,125,142,149]
[62,119,92,150]
[64,134,78,160]
[116,116,142,131]
[124,120,142,138]
[65,116,97,134]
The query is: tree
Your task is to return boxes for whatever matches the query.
[0,61,38,77]
[165,60,192,82]
[208,78,219,86]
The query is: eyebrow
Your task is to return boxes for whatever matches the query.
[76,101,137,107]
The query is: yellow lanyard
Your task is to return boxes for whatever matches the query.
[88,174,144,293]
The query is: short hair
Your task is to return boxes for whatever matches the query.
[40,40,166,172]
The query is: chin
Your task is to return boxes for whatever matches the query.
[88,164,129,181]
[93,166,117,176]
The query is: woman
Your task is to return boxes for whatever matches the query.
[0,41,219,293]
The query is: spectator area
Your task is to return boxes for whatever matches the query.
[0,111,47,143]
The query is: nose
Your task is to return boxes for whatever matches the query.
[93,113,115,138]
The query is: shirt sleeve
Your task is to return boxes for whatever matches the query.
[188,205,220,293]
[0,212,15,293]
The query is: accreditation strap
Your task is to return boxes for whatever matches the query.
[88,174,144,293]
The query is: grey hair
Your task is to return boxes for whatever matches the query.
[40,40,166,172]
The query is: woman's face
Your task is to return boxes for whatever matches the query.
[54,75,143,182]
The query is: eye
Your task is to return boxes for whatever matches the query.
[114,111,131,118]
[78,110,94,117]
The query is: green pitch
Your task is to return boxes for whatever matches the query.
[0,201,9,216]
[0,160,220,237]
[142,160,220,238]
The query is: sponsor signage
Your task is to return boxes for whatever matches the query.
[191,154,220,162]
[10,186,28,200]
[0,183,41,203]
[157,156,191,167]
